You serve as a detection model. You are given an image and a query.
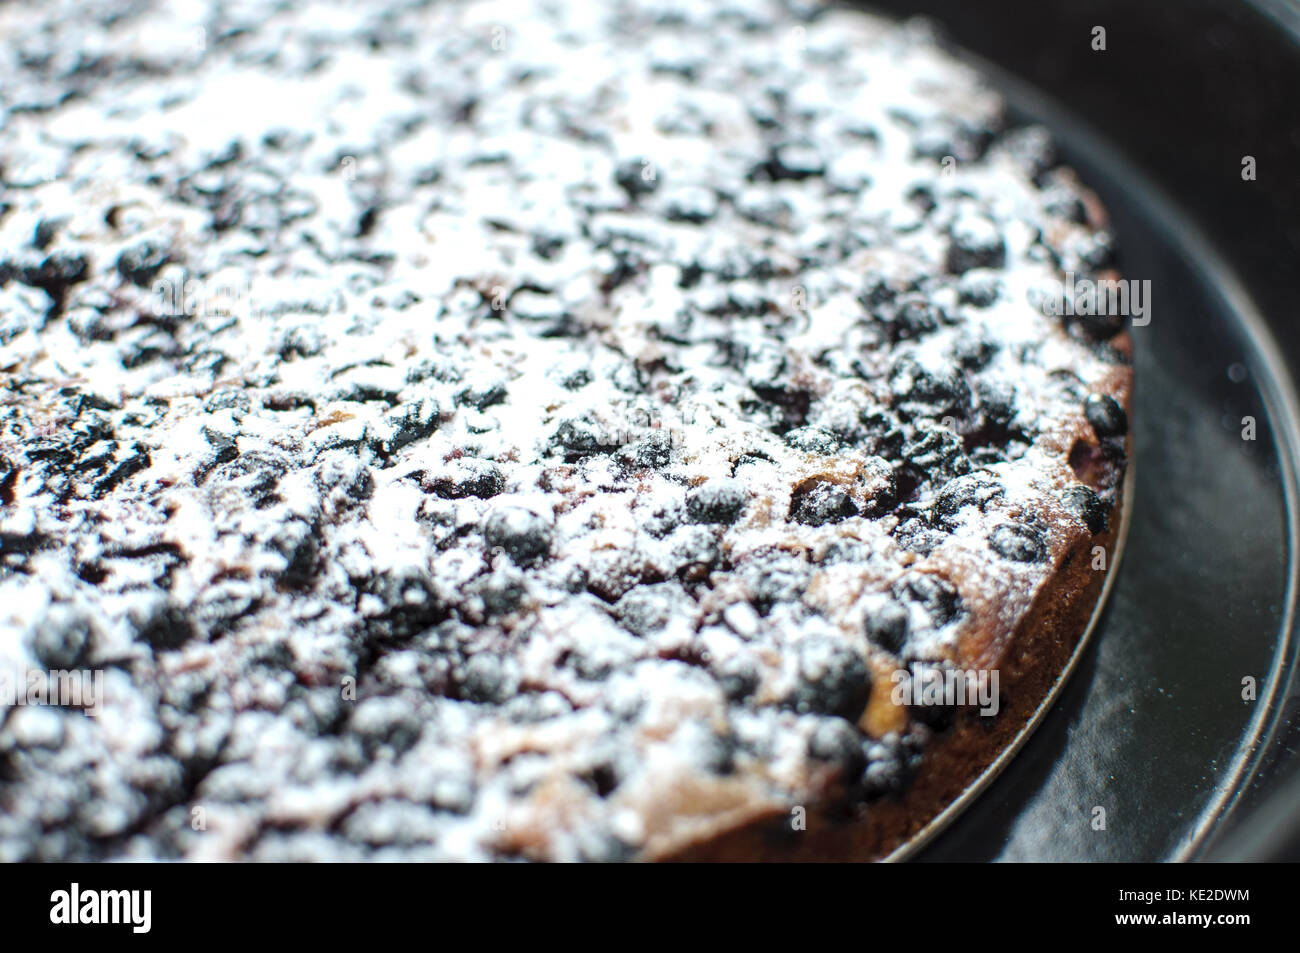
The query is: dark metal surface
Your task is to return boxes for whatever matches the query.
[856,0,1300,861]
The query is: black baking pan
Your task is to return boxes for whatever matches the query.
[860,0,1300,862]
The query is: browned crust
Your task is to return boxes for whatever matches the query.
[665,347,1133,863]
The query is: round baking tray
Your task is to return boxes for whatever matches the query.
[858,0,1300,862]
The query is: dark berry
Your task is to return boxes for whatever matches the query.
[715,657,761,701]
[858,456,900,517]
[201,426,239,466]
[456,653,520,704]
[428,459,504,500]
[740,552,810,614]
[18,251,90,297]
[607,361,648,394]
[904,662,957,731]
[476,570,527,619]
[893,515,945,555]
[945,215,1005,274]
[973,379,1017,434]
[787,637,871,721]
[1062,484,1108,534]
[686,479,749,525]
[615,584,682,636]
[861,736,915,799]
[807,718,868,782]
[892,573,961,627]
[907,185,937,216]
[876,296,943,342]
[671,527,721,582]
[32,218,60,250]
[957,271,1002,307]
[0,453,16,506]
[902,424,970,482]
[315,453,374,503]
[643,498,685,538]
[31,607,92,669]
[115,240,170,287]
[550,418,617,461]
[931,472,1005,529]
[131,599,196,651]
[621,429,674,469]
[455,379,507,410]
[351,700,423,758]
[1083,393,1127,438]
[789,480,858,526]
[384,397,441,454]
[761,141,825,181]
[888,356,971,420]
[205,390,251,415]
[989,522,1048,562]
[614,158,659,199]
[953,331,997,370]
[484,508,552,566]
[860,408,906,458]
[784,426,841,454]
[863,600,910,654]
[663,185,719,224]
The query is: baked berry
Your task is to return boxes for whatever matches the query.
[787,636,871,721]
[715,656,760,701]
[455,379,507,410]
[946,214,1005,275]
[201,426,239,467]
[931,472,1005,529]
[902,423,970,482]
[860,408,907,458]
[789,480,858,526]
[621,429,674,469]
[686,479,749,525]
[428,459,505,500]
[893,516,945,556]
[973,379,1018,434]
[953,330,998,370]
[614,158,659,199]
[863,599,910,654]
[31,605,92,669]
[740,552,810,614]
[550,418,617,460]
[1061,484,1108,534]
[892,573,961,627]
[663,185,719,224]
[761,141,825,181]
[784,426,841,454]
[807,717,868,781]
[888,356,971,421]
[484,507,552,566]
[957,271,1002,307]
[1083,393,1127,438]
[18,251,90,297]
[315,452,374,503]
[115,240,170,287]
[131,599,196,651]
[989,522,1048,562]
[384,397,441,454]
[903,662,957,731]
[456,653,520,704]
[888,297,944,342]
